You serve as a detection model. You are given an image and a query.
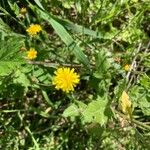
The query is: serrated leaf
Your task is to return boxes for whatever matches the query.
[140,74,150,89]
[0,37,24,76]
[139,97,150,116]
[63,104,79,117]
[0,37,24,60]
[13,69,30,89]
[0,61,20,76]
[95,50,112,74]
[130,85,150,116]
[76,100,87,112]
[82,96,109,125]
[0,18,25,38]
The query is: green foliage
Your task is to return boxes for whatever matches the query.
[63,103,80,118]
[0,0,150,149]
[130,75,150,116]
[30,4,90,68]
[7,0,20,16]
[0,37,24,76]
[83,96,110,125]
[63,96,111,125]
[13,69,30,89]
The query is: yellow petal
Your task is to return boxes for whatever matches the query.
[52,67,80,93]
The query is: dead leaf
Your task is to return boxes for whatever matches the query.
[120,91,132,118]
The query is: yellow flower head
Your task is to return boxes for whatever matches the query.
[26,24,42,36]
[27,48,37,60]
[52,67,80,93]
[20,7,27,14]
[124,64,131,71]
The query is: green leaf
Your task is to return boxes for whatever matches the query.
[140,74,150,89]
[63,104,79,117]
[48,17,90,68]
[42,90,54,107]
[76,100,87,112]
[0,18,25,39]
[82,96,109,125]
[8,1,20,16]
[0,61,20,76]
[95,50,112,75]
[63,100,87,118]
[139,97,150,116]
[49,18,73,45]
[53,17,106,39]
[0,37,24,76]
[130,85,150,116]
[13,69,30,89]
[33,0,45,10]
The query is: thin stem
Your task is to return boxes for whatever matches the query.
[126,43,142,81]
[25,126,40,150]
[113,109,150,131]
[126,43,142,90]
[27,60,82,68]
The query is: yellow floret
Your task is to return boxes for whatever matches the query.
[27,48,37,60]
[124,64,131,71]
[26,24,42,36]
[52,67,80,93]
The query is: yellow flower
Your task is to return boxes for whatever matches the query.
[52,67,80,93]
[20,7,27,14]
[120,91,132,118]
[27,48,37,60]
[26,24,42,36]
[124,64,131,71]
